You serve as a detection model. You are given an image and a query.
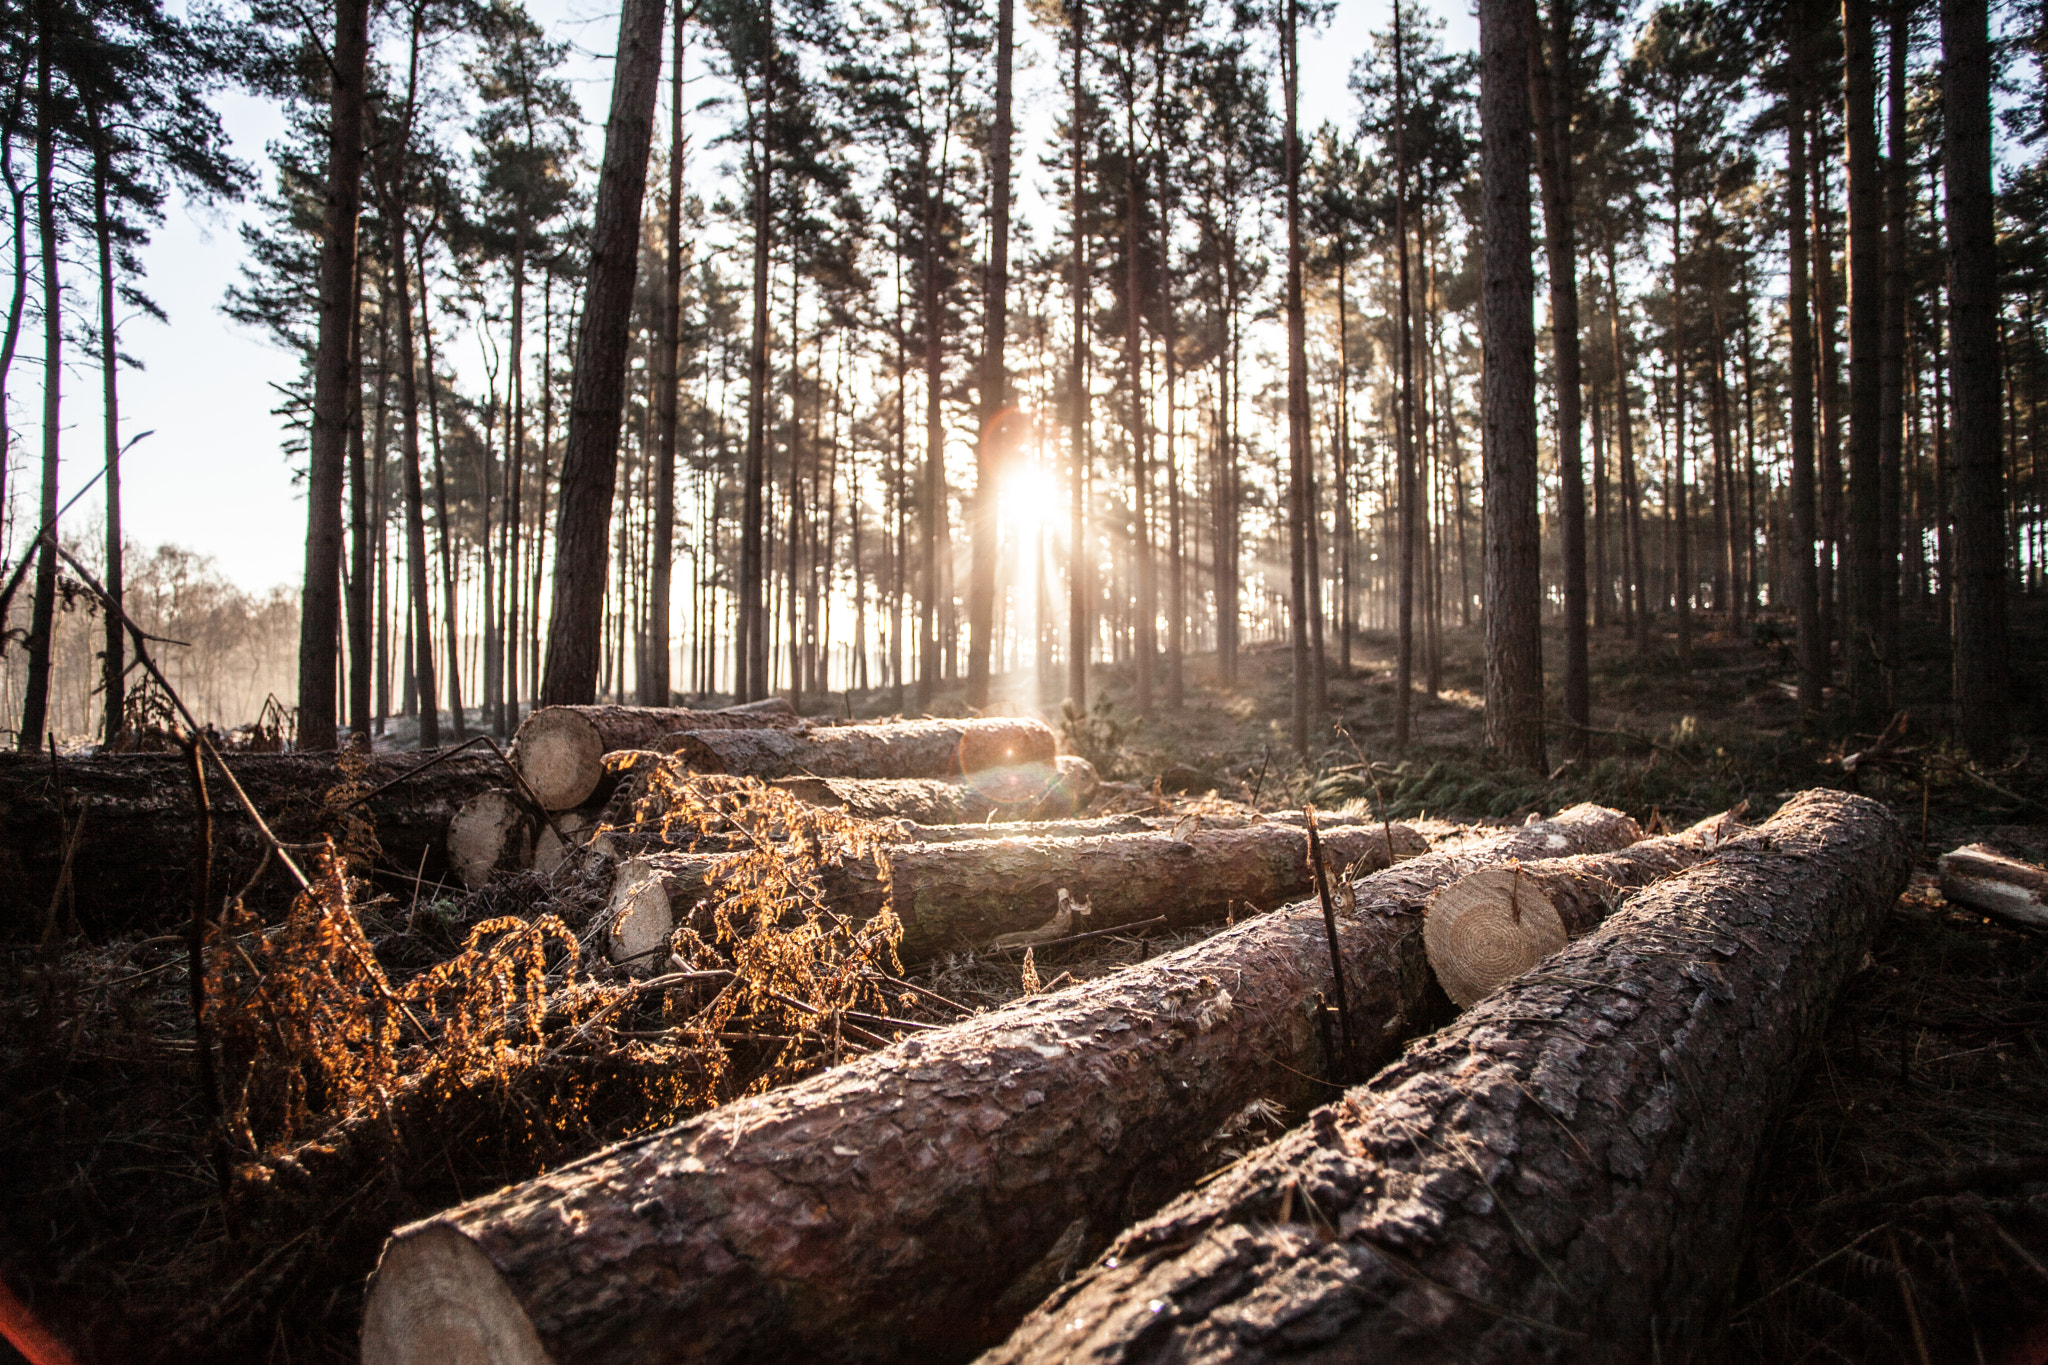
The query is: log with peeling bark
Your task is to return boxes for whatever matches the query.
[357,803,1639,1365]
[984,790,1909,1365]
[603,819,1433,970]
[512,700,801,811]
[1424,809,1747,1006]
[664,717,1058,786]
[0,748,516,936]
[1940,843,2048,929]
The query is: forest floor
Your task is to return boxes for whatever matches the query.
[3,604,2047,1364]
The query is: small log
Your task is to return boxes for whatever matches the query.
[605,819,1432,968]
[0,748,514,935]
[446,791,537,890]
[772,775,1015,824]
[512,701,800,811]
[1424,809,1747,1006]
[1940,843,2048,929]
[533,810,600,876]
[984,790,1909,1365]
[359,803,1639,1365]
[664,716,1058,784]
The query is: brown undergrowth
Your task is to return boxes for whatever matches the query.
[0,761,940,1363]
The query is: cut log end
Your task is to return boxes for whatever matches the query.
[361,1224,549,1365]
[510,707,606,811]
[532,811,597,876]
[1423,863,1570,1007]
[446,791,534,891]
[606,857,675,975]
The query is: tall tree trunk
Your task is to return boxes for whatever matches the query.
[0,137,29,535]
[295,0,369,752]
[1787,25,1826,717]
[1067,0,1090,710]
[538,0,666,704]
[18,8,58,754]
[1478,0,1545,770]
[648,2,685,706]
[1667,91,1691,673]
[1530,0,1587,759]
[1394,1,1417,749]
[381,12,440,749]
[966,0,1013,709]
[1841,0,1884,722]
[1878,0,1908,703]
[1942,0,2010,760]
[1126,95,1154,717]
[1813,104,1845,663]
[1335,247,1353,674]
[1282,0,1310,755]
[90,121,124,746]
[420,247,464,739]
[1606,242,1648,654]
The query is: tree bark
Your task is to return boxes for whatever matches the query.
[1424,809,1746,1006]
[1478,0,1545,769]
[512,699,800,810]
[538,0,666,704]
[664,716,1057,783]
[647,0,686,706]
[986,790,1909,1365]
[1943,0,2010,761]
[767,773,1066,825]
[1393,2,1417,749]
[1878,0,1908,700]
[18,8,59,755]
[1282,0,1310,755]
[1530,0,1587,758]
[1067,0,1090,710]
[359,804,1638,1365]
[295,0,370,752]
[0,750,518,937]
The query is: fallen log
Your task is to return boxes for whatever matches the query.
[358,803,1639,1365]
[1940,842,2048,929]
[1423,809,1747,1006]
[984,790,1909,1365]
[604,819,1433,969]
[446,791,537,890]
[513,701,800,811]
[772,775,1029,824]
[0,748,514,937]
[664,716,1058,786]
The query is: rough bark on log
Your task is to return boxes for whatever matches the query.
[606,820,1432,969]
[1424,810,1747,1006]
[1940,842,2048,929]
[513,701,801,811]
[773,775,1020,824]
[358,803,1639,1365]
[0,749,513,936]
[985,790,1909,1365]
[664,717,1058,785]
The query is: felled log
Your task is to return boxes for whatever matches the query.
[446,791,536,890]
[664,716,1058,785]
[604,819,1432,970]
[1940,842,2048,929]
[772,775,1023,824]
[357,803,1638,1365]
[512,700,800,811]
[0,748,513,937]
[985,790,1909,1365]
[1424,809,1746,1006]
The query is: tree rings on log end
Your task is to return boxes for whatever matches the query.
[606,857,675,975]
[447,791,534,891]
[1424,863,1570,1007]
[361,1224,550,1365]
[533,811,597,876]
[510,707,606,810]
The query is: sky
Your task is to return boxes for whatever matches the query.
[10,0,1479,594]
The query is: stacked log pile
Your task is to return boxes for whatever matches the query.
[358,803,1642,1365]
[986,790,1909,1364]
